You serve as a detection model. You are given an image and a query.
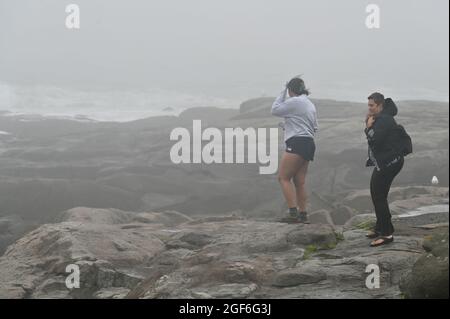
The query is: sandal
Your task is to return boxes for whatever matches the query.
[366,230,380,239]
[370,236,394,247]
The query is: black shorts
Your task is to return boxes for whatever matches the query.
[285,136,316,161]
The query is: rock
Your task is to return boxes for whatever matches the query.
[400,232,449,299]
[271,248,305,270]
[165,239,198,250]
[423,232,449,256]
[341,190,373,212]
[342,229,367,241]
[154,249,193,266]
[177,232,214,248]
[193,283,259,299]
[178,107,238,124]
[243,233,290,253]
[398,186,448,199]
[135,211,193,227]
[272,267,327,287]
[309,210,334,225]
[0,286,28,299]
[237,98,273,117]
[330,205,356,225]
[0,178,144,222]
[32,277,71,299]
[57,207,193,228]
[286,224,337,248]
[413,223,449,230]
[191,291,213,299]
[141,193,190,211]
[390,196,446,214]
[162,107,174,112]
[344,214,376,231]
[221,262,259,284]
[341,187,449,216]
[142,272,193,299]
[57,207,134,224]
[186,215,244,225]
[94,287,131,299]
[0,207,167,298]
[0,98,447,299]
[0,205,444,299]
[1,100,447,252]
[0,215,37,256]
[394,205,449,227]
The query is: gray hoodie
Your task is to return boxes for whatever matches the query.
[271,89,318,141]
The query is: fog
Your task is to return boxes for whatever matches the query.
[0,1,449,300]
[0,0,449,101]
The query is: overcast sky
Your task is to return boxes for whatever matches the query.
[0,0,448,100]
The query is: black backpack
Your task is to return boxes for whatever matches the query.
[394,124,413,156]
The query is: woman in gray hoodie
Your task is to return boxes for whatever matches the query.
[271,77,318,223]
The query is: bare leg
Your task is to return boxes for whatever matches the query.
[293,158,309,212]
[278,152,304,209]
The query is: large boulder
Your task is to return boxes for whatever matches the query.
[400,231,449,299]
[286,224,338,248]
[0,207,195,298]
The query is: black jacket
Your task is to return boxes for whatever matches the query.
[365,98,403,169]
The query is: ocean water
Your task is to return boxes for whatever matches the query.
[0,82,448,123]
[0,83,243,122]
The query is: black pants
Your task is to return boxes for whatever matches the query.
[370,157,404,236]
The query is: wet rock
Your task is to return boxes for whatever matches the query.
[286,224,337,248]
[330,205,356,225]
[400,232,449,299]
[309,210,334,225]
[272,267,327,287]
[0,204,445,299]
[193,283,259,299]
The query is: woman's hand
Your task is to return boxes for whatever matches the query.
[366,115,375,128]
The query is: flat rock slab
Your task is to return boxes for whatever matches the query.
[0,206,442,299]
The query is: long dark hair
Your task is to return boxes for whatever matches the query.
[287,77,310,96]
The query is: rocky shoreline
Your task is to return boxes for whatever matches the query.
[0,201,447,299]
[0,98,448,298]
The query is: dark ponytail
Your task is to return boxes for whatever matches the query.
[287,77,310,96]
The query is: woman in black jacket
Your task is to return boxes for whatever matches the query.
[365,93,404,247]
